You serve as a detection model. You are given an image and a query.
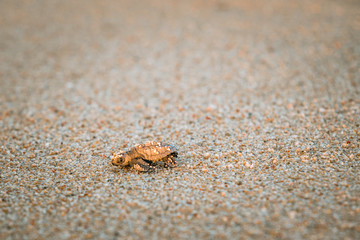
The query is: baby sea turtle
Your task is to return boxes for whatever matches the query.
[111,141,178,172]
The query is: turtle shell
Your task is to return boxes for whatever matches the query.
[134,141,177,161]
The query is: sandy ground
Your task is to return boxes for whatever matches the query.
[0,0,359,239]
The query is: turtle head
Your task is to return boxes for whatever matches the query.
[111,151,128,166]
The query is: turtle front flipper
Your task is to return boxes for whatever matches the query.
[143,159,157,166]
[130,158,155,172]
[163,156,177,168]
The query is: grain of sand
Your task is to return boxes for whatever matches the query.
[0,0,359,239]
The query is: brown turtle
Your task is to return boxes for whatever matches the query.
[111,141,178,172]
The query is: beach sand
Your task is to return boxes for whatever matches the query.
[1,0,359,239]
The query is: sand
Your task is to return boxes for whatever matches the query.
[0,0,359,239]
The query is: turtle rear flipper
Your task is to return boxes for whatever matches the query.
[130,158,155,172]
[164,156,177,168]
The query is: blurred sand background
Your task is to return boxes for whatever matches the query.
[0,0,359,239]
